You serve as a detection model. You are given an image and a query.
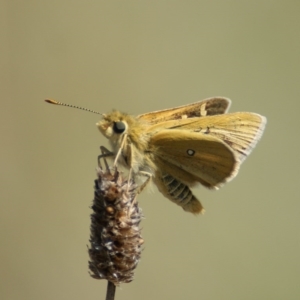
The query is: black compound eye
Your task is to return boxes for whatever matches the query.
[113,121,126,134]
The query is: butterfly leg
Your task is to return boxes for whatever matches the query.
[124,143,152,194]
[113,133,128,167]
[98,146,114,170]
[136,171,152,194]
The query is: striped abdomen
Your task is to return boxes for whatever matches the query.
[154,172,204,214]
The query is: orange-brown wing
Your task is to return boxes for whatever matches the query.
[137,97,231,124]
[147,112,266,163]
[150,130,239,189]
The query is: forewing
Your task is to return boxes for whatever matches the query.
[151,130,239,188]
[179,112,266,162]
[205,113,266,162]
[137,97,231,124]
[148,112,266,163]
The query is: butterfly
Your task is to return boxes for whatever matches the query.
[45,97,266,214]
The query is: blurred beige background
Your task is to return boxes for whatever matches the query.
[1,1,299,300]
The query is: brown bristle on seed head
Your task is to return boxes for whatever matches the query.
[88,167,143,285]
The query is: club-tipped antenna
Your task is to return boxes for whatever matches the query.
[45,99,103,116]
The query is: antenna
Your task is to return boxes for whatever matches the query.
[45,99,103,115]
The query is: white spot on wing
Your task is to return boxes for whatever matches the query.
[187,149,195,156]
[200,103,207,116]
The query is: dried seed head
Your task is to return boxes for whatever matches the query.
[88,167,144,285]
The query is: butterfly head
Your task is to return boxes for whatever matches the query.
[97,111,130,142]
